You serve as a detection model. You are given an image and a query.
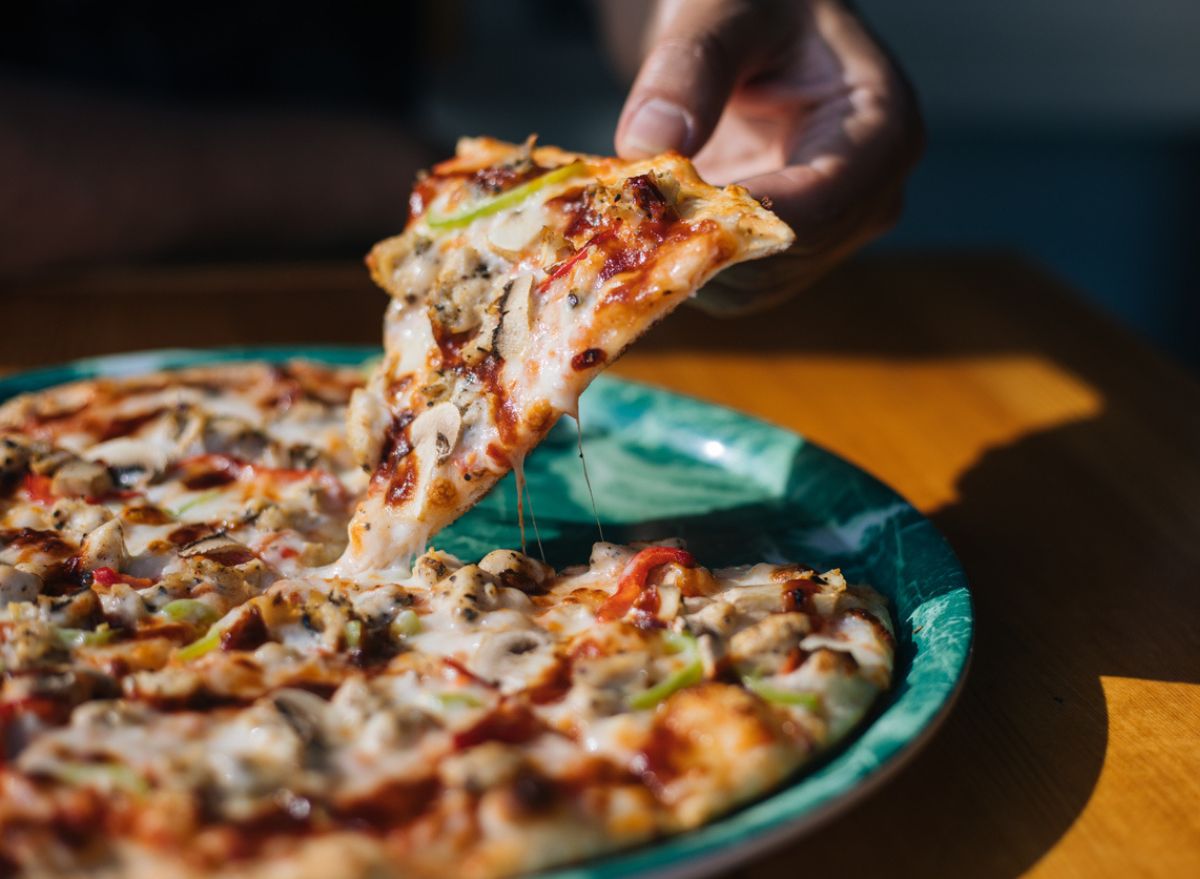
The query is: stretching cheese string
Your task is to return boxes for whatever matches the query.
[513,455,527,555]
[574,414,605,543]
[512,456,546,563]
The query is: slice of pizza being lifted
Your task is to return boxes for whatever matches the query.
[340,137,794,573]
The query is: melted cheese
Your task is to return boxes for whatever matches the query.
[340,139,794,574]
[7,513,893,840]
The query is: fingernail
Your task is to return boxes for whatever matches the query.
[623,98,692,157]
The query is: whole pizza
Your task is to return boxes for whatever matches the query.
[0,140,894,878]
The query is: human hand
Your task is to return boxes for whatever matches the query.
[614,0,923,314]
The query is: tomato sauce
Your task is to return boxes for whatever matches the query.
[452,702,543,750]
[570,348,607,371]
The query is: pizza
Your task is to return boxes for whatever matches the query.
[0,363,894,877]
[0,141,895,878]
[340,137,794,572]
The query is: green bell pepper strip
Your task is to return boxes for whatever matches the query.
[175,614,233,661]
[661,629,697,655]
[629,660,704,710]
[169,489,223,519]
[54,625,116,650]
[344,619,363,650]
[435,691,485,709]
[629,629,704,710]
[46,761,149,795]
[161,599,219,629]
[425,161,585,230]
[743,676,822,711]
[390,609,421,639]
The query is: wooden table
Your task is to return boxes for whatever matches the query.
[3,254,1198,876]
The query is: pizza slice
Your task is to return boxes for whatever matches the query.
[341,137,794,572]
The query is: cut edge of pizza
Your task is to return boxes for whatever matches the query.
[338,136,795,575]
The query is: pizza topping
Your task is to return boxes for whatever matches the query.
[628,632,704,711]
[478,548,552,595]
[85,436,171,485]
[570,348,607,371]
[426,161,585,230]
[390,608,421,639]
[470,629,558,694]
[160,598,221,629]
[728,612,812,677]
[741,677,821,711]
[49,459,113,500]
[19,473,55,505]
[53,623,116,650]
[33,758,149,795]
[78,518,128,572]
[0,513,891,875]
[0,564,40,604]
[596,546,696,623]
[452,701,543,751]
[0,436,32,479]
[488,204,550,253]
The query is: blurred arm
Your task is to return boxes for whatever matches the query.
[0,79,431,277]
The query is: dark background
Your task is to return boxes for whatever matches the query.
[4,0,1198,366]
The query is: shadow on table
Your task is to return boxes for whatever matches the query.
[738,420,1200,878]
[730,258,1200,877]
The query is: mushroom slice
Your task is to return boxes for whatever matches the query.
[488,206,547,254]
[178,535,257,567]
[0,563,42,605]
[494,273,533,363]
[85,438,170,485]
[0,437,31,480]
[478,549,552,594]
[468,628,557,694]
[410,402,463,465]
[79,519,128,572]
[345,387,390,472]
[51,459,113,499]
[729,612,812,677]
[407,402,465,515]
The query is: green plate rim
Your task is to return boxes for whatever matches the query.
[0,345,973,879]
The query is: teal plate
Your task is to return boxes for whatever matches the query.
[0,347,972,879]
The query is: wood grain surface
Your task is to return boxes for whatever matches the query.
[2,253,1197,876]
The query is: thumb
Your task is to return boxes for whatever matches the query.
[615,0,777,159]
